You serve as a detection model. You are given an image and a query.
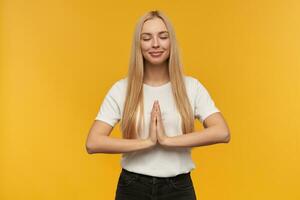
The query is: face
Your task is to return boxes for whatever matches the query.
[140,17,170,65]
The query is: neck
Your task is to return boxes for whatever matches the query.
[143,61,170,84]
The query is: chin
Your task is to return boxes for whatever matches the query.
[148,58,168,65]
[149,60,166,65]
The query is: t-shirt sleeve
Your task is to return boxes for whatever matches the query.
[194,79,220,123]
[95,82,121,127]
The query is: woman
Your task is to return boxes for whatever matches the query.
[86,10,230,200]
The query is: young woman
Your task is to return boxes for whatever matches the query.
[86,10,230,200]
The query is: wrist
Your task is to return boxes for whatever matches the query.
[158,135,169,146]
[144,138,156,148]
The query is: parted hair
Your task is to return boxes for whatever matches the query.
[121,10,195,139]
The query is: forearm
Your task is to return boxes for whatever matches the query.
[162,125,230,148]
[87,136,153,154]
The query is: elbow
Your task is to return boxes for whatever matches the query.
[223,131,231,143]
[86,143,94,154]
[86,139,99,154]
[218,124,230,143]
[86,136,106,154]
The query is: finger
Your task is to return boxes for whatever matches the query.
[155,101,159,111]
[153,103,157,112]
[152,101,156,111]
[157,101,161,112]
[152,114,156,125]
[151,101,157,116]
[151,109,156,121]
[156,110,161,122]
[151,105,158,122]
[155,102,161,119]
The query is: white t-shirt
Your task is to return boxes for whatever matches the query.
[95,75,220,177]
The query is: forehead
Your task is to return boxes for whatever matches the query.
[141,18,168,35]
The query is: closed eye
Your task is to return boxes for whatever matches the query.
[142,37,169,41]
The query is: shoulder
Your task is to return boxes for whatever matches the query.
[184,75,197,83]
[105,77,127,100]
[183,75,203,90]
[109,77,127,91]
[183,75,213,99]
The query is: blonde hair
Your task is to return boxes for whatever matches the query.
[120,10,195,139]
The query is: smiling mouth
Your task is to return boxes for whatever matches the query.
[149,52,163,57]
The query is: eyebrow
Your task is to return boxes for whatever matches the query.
[141,31,169,36]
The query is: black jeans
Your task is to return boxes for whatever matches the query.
[115,168,197,200]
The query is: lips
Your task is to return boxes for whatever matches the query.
[149,51,164,54]
[149,51,164,57]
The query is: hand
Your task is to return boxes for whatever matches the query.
[155,101,168,145]
[148,100,158,146]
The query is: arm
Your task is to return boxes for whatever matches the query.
[86,120,153,154]
[161,112,231,148]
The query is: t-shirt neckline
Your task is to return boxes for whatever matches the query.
[143,81,171,89]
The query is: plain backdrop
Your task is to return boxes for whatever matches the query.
[1,0,299,199]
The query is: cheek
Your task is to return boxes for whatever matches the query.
[161,40,170,50]
[140,41,151,51]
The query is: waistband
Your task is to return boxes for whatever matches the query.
[121,168,191,184]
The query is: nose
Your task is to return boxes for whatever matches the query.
[152,36,159,48]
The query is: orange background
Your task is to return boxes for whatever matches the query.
[1,1,299,199]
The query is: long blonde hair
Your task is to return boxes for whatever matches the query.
[121,10,195,139]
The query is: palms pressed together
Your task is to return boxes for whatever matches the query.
[148,100,168,145]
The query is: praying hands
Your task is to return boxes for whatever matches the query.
[148,100,168,146]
